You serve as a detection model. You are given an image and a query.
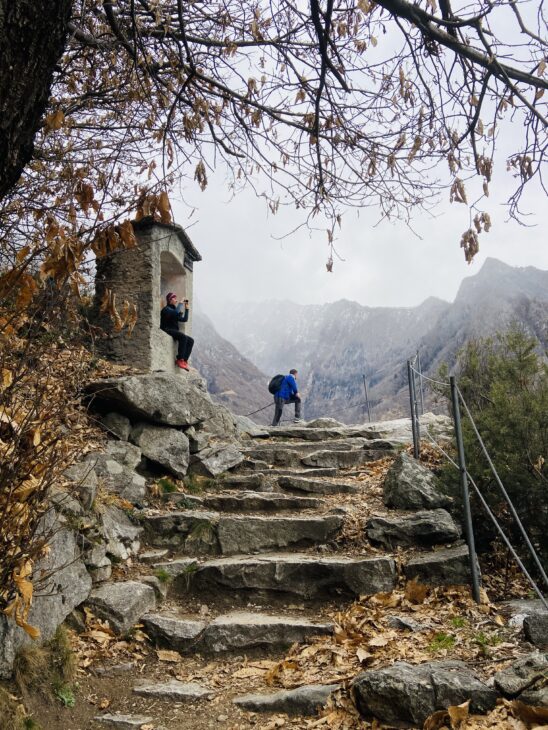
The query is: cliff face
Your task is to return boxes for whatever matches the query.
[201,259,548,423]
[191,310,271,423]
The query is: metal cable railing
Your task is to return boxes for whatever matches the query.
[407,352,548,605]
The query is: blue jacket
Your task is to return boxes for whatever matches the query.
[278,374,298,400]
[160,303,189,331]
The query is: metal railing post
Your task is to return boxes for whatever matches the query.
[450,375,481,603]
[362,374,372,423]
[417,350,425,415]
[407,359,419,459]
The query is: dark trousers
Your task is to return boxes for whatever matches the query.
[272,395,301,426]
[163,328,194,361]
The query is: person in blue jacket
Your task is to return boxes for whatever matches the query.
[160,292,194,370]
[272,369,303,426]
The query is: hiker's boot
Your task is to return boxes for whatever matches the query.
[176,359,188,370]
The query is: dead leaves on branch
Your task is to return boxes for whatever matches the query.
[98,288,137,334]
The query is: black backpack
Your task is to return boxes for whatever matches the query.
[268,374,285,394]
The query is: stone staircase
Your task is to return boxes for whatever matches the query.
[86,421,482,728]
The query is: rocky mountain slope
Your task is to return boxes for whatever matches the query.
[191,310,271,423]
[207,258,548,422]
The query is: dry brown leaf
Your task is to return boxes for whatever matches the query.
[405,579,428,604]
[447,700,469,728]
[510,700,548,724]
[356,648,373,664]
[423,709,449,730]
[156,649,181,663]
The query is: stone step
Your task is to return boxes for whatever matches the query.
[142,610,334,654]
[365,509,461,549]
[277,475,359,495]
[165,490,323,512]
[264,424,384,440]
[301,449,390,469]
[243,438,368,454]
[403,543,473,586]
[95,713,154,729]
[234,683,340,715]
[183,553,397,599]
[133,679,213,700]
[143,511,343,554]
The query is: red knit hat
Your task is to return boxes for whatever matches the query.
[166,292,177,302]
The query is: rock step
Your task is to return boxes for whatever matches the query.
[277,475,359,495]
[243,443,393,468]
[243,438,369,454]
[85,580,156,635]
[142,610,334,654]
[234,683,340,716]
[143,512,343,554]
[180,553,397,599]
[219,471,362,495]
[133,679,213,700]
[164,490,324,512]
[95,713,154,729]
[264,424,384,440]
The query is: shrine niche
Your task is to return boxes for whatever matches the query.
[95,217,201,373]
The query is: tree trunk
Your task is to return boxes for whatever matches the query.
[0,0,72,199]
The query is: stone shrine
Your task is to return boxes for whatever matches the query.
[95,217,201,373]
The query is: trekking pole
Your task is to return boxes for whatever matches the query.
[450,375,481,604]
[417,350,425,415]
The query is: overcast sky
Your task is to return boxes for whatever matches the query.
[172,161,547,319]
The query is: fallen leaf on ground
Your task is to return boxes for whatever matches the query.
[156,649,181,663]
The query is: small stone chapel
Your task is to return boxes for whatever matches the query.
[95,217,202,373]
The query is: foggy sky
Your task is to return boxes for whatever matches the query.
[172,165,548,325]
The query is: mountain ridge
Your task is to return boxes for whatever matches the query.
[197,258,547,423]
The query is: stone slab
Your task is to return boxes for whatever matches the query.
[199,612,334,653]
[234,684,339,715]
[404,544,473,586]
[142,613,205,652]
[197,491,322,512]
[152,558,198,578]
[133,679,213,700]
[95,714,154,729]
[190,554,396,599]
[301,449,388,468]
[278,475,358,495]
[143,511,219,551]
[131,422,190,478]
[86,581,156,634]
[190,444,244,477]
[217,514,343,554]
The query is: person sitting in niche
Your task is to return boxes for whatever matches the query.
[160,292,194,371]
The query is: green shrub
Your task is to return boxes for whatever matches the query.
[439,326,548,574]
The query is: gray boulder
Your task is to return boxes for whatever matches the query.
[185,425,210,454]
[86,373,217,426]
[190,444,244,477]
[86,442,146,503]
[494,653,548,698]
[524,613,548,648]
[0,510,92,678]
[233,414,270,438]
[353,661,496,725]
[63,460,98,510]
[100,412,132,441]
[100,505,142,560]
[131,422,190,478]
[86,581,156,634]
[366,509,460,549]
[384,452,452,510]
[234,684,340,715]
